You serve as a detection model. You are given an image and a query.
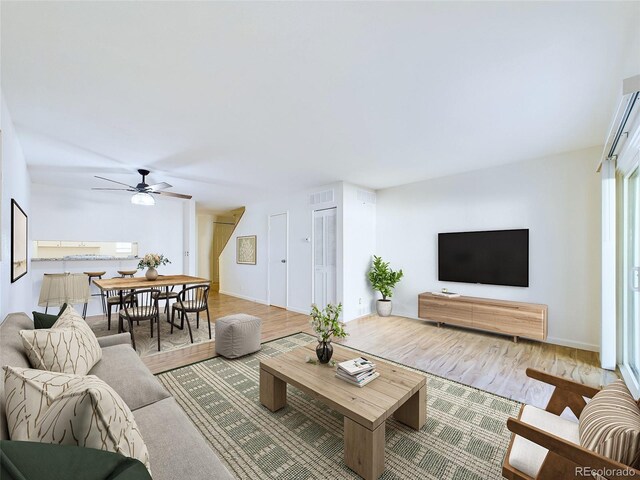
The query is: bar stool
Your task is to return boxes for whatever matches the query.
[82,271,106,318]
[118,269,137,277]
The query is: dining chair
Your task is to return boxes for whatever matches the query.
[105,278,136,331]
[156,286,179,315]
[119,288,161,352]
[171,284,211,343]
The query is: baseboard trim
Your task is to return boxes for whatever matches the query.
[545,336,599,352]
[285,306,309,315]
[395,312,599,352]
[343,312,374,323]
[218,290,268,305]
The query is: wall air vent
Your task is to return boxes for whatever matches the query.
[357,189,377,204]
[309,189,334,205]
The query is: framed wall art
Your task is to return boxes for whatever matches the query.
[236,235,256,265]
[11,199,28,283]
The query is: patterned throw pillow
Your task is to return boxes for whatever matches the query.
[3,366,84,440]
[2,366,151,472]
[579,379,640,468]
[19,305,102,375]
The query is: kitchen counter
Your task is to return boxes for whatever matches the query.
[32,256,139,262]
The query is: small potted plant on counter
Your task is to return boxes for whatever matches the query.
[368,255,403,317]
[309,303,347,364]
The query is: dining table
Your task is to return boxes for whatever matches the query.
[93,274,210,332]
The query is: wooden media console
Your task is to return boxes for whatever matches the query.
[418,292,547,342]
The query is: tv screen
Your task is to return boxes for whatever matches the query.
[438,229,529,287]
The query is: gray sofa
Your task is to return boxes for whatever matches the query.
[0,312,234,480]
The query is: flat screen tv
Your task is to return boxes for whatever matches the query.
[438,229,529,287]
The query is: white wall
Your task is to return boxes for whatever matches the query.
[342,183,376,320]
[0,95,32,318]
[183,200,197,275]
[30,184,191,315]
[376,147,602,351]
[220,183,343,316]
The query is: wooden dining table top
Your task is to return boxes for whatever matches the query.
[93,274,210,291]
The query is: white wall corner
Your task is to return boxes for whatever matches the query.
[183,199,197,275]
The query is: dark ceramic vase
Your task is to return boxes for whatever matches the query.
[316,341,333,364]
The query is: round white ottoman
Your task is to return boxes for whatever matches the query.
[215,314,262,359]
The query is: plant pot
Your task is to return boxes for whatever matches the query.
[316,340,333,364]
[376,299,392,317]
[145,267,158,281]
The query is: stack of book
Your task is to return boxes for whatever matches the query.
[335,357,379,387]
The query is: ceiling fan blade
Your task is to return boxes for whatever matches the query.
[155,191,193,200]
[94,176,137,189]
[147,182,172,191]
[91,187,135,191]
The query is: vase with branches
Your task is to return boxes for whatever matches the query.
[368,255,404,316]
[309,303,347,363]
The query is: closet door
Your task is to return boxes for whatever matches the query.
[313,208,337,308]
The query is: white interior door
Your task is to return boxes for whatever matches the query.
[313,207,337,308]
[268,213,288,308]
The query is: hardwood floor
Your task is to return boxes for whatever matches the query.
[139,292,312,374]
[90,291,617,409]
[337,315,617,410]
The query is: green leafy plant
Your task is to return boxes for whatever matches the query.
[368,255,404,301]
[309,303,347,342]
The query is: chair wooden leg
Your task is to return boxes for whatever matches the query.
[206,308,212,339]
[196,311,200,329]
[150,316,154,338]
[180,311,185,329]
[157,315,161,351]
[171,307,175,334]
[185,311,194,343]
[108,305,112,331]
[128,318,136,351]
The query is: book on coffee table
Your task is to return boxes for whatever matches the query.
[335,370,380,387]
[337,357,375,376]
[336,357,378,387]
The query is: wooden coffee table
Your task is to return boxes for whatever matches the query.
[259,343,427,480]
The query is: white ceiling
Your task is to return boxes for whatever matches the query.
[2,1,639,211]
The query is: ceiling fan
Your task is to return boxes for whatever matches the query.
[92,169,192,205]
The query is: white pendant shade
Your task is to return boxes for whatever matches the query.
[131,192,155,206]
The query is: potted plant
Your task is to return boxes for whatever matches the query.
[309,303,347,364]
[368,255,404,317]
[138,253,171,281]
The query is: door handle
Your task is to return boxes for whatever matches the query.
[281,259,286,263]
[633,267,640,293]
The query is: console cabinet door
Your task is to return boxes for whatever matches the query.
[473,304,545,340]
[419,297,473,327]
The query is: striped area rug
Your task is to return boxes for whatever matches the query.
[157,333,521,480]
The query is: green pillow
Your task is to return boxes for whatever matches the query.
[0,440,151,480]
[32,303,68,329]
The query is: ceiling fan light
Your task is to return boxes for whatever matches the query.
[131,192,155,206]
